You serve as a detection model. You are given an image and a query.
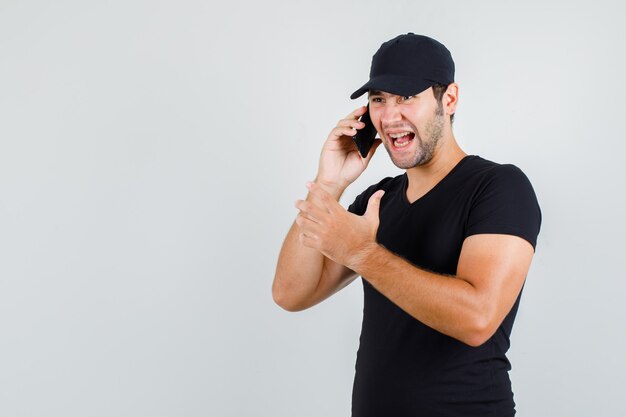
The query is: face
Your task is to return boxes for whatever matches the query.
[368,87,445,169]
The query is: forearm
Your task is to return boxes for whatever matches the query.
[272,220,328,311]
[272,185,346,311]
[352,243,490,346]
[273,105,379,310]
[295,184,533,346]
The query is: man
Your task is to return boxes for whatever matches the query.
[272,33,541,417]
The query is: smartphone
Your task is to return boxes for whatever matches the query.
[352,105,377,158]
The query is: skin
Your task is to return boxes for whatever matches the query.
[272,85,535,347]
[369,88,445,170]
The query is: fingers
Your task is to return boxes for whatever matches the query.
[328,124,362,140]
[295,212,321,237]
[294,182,342,228]
[345,106,367,120]
[294,198,327,222]
[329,106,369,139]
[295,183,343,251]
[337,118,365,130]
[305,182,342,214]
[294,198,324,247]
[297,231,318,249]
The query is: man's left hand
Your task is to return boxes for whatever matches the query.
[294,182,385,270]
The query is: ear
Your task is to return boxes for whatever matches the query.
[443,83,459,118]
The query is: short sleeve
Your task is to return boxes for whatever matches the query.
[465,164,542,250]
[348,177,395,216]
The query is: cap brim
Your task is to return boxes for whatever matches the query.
[350,75,436,100]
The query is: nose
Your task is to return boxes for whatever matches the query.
[380,102,402,126]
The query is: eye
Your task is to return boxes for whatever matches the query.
[369,96,384,104]
[400,95,415,102]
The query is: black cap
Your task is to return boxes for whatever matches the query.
[350,33,455,99]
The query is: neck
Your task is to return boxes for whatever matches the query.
[404,132,466,202]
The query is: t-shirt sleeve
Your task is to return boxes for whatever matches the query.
[348,177,394,216]
[465,164,542,250]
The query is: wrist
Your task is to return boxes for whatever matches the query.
[347,241,383,274]
[313,177,346,200]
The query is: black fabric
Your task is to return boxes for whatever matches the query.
[350,33,455,99]
[347,155,541,417]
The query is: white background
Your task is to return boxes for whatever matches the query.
[1,0,625,416]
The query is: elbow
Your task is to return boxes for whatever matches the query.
[272,289,301,312]
[462,331,493,348]
[459,314,499,348]
[272,275,307,312]
[272,280,292,311]
[273,294,307,313]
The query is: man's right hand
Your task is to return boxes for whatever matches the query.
[315,106,382,198]
[273,107,380,312]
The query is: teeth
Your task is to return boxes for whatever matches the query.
[389,131,413,148]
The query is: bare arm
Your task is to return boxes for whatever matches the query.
[272,107,382,311]
[352,234,534,346]
[296,182,535,346]
[272,215,358,312]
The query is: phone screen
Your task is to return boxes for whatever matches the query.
[352,105,377,158]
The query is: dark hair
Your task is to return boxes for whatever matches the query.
[432,83,455,124]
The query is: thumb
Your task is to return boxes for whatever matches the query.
[364,190,385,220]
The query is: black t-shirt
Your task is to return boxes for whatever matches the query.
[347,155,541,417]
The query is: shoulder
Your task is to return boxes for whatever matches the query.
[460,156,537,193]
[478,158,537,198]
[464,156,542,249]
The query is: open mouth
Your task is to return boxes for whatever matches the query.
[388,132,415,149]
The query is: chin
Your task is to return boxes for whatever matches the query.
[389,152,432,169]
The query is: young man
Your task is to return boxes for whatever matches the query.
[272,33,541,416]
